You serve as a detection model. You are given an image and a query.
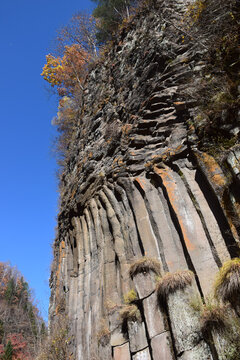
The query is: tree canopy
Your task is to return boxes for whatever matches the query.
[92,0,137,43]
[41,44,89,95]
[0,263,45,359]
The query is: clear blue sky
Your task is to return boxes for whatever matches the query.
[0,0,94,321]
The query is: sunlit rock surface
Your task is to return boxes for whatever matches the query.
[49,0,240,358]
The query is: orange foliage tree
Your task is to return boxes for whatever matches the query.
[41,44,90,94]
[0,333,31,360]
[41,12,97,165]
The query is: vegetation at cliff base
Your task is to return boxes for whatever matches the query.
[36,315,72,360]
[0,262,46,360]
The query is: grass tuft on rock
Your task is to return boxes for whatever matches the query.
[97,319,111,346]
[157,270,194,304]
[200,300,229,335]
[214,258,240,306]
[123,289,138,304]
[129,257,161,278]
[119,304,141,323]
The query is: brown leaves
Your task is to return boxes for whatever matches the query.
[41,44,89,93]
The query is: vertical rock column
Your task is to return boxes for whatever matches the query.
[157,271,213,359]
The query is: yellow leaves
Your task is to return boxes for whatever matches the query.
[41,54,63,86]
[184,0,206,26]
[41,44,89,91]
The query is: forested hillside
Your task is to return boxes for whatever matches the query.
[0,263,45,359]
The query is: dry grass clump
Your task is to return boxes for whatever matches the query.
[55,296,66,315]
[199,299,240,360]
[200,300,229,335]
[104,299,121,314]
[97,319,111,347]
[214,258,240,306]
[129,257,161,278]
[119,304,141,323]
[157,270,194,304]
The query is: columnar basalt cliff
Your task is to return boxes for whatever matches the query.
[49,0,240,359]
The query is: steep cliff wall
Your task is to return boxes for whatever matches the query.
[49,0,240,359]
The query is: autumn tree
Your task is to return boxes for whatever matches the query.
[0,263,45,359]
[41,44,90,96]
[51,96,79,166]
[41,45,86,165]
[55,12,98,58]
[41,13,97,165]
[41,12,98,97]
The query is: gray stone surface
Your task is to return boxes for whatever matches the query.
[113,342,131,360]
[143,292,166,339]
[48,0,239,358]
[180,165,230,265]
[128,320,148,352]
[179,341,213,360]
[155,166,219,296]
[167,285,209,356]
[133,271,156,299]
[227,146,240,179]
[132,347,151,360]
[151,332,174,360]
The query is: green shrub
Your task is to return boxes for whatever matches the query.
[123,289,138,304]
[1,341,13,360]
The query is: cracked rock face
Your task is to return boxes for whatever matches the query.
[49,0,240,359]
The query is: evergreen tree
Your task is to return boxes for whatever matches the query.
[4,279,15,304]
[28,305,38,338]
[2,341,13,360]
[40,322,46,337]
[0,321,4,343]
[92,0,136,43]
[0,263,45,359]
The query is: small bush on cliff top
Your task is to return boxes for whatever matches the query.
[157,270,194,304]
[129,257,161,278]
